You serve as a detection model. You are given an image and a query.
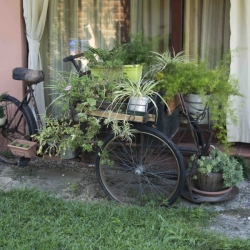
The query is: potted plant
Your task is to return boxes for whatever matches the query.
[33,115,85,159]
[34,72,115,157]
[190,148,244,194]
[111,76,169,117]
[84,33,152,82]
[7,139,37,158]
[152,50,242,147]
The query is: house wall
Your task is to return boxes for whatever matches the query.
[0,0,27,100]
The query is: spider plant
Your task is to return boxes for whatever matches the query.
[150,49,190,74]
[111,76,169,118]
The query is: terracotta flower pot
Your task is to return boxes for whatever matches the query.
[7,139,37,158]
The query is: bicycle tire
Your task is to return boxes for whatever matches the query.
[96,125,185,206]
[0,94,37,163]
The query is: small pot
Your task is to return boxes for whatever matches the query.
[193,172,226,192]
[183,94,209,124]
[127,96,150,115]
[7,139,37,158]
[59,135,76,160]
[60,146,76,160]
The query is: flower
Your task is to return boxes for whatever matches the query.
[65,85,72,91]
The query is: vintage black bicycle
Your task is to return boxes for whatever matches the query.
[0,52,213,206]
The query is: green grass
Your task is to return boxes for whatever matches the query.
[0,189,249,250]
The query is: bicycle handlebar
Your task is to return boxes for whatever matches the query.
[63,53,85,62]
[63,52,90,76]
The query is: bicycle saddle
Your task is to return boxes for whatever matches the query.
[12,67,44,85]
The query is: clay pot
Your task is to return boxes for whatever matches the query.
[194,172,226,192]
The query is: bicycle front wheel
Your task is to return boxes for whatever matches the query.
[0,94,37,163]
[96,125,185,206]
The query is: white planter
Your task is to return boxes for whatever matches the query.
[0,116,6,126]
[60,146,76,160]
[127,96,150,115]
[183,94,209,124]
[59,135,76,160]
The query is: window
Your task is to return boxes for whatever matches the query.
[41,0,230,110]
[184,0,230,68]
[41,0,171,109]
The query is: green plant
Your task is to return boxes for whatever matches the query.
[84,33,152,68]
[233,154,250,180]
[153,50,242,148]
[36,70,151,156]
[33,115,88,157]
[83,46,124,69]
[111,76,169,118]
[190,148,244,188]
[10,142,30,148]
[150,49,190,73]
[47,70,116,113]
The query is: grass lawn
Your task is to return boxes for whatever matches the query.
[0,189,249,250]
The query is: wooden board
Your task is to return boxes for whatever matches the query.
[91,110,156,123]
[167,95,181,113]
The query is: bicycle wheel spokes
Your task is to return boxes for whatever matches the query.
[96,126,185,206]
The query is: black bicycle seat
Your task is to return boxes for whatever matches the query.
[12,67,44,85]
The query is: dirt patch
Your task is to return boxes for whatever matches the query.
[0,158,250,240]
[0,158,106,201]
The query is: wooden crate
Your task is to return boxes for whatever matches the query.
[167,95,181,113]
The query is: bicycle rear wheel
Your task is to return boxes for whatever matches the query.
[0,95,37,163]
[96,125,185,206]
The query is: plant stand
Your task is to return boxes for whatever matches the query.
[7,139,37,158]
[90,110,156,123]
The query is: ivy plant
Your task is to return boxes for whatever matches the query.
[33,71,116,157]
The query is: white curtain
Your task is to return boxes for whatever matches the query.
[227,1,250,143]
[184,0,230,68]
[23,0,49,122]
[41,0,127,115]
[130,0,171,51]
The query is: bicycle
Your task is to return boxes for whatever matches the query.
[0,52,211,206]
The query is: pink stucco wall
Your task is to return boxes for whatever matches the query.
[0,0,27,100]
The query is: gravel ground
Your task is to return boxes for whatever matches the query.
[0,157,250,240]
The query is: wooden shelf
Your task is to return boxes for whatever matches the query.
[90,110,156,123]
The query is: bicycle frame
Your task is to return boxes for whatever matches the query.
[23,85,43,131]
[18,53,90,133]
